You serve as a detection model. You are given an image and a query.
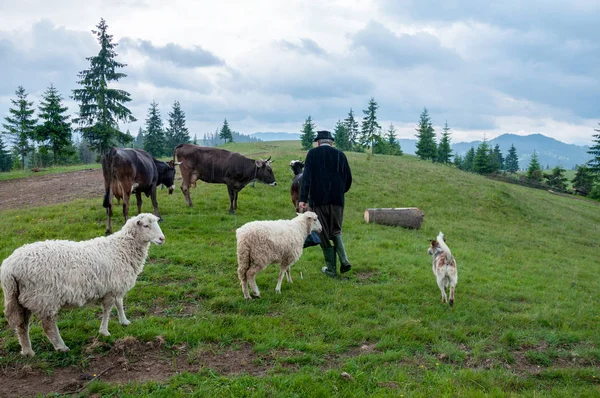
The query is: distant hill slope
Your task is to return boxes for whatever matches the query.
[252,132,591,170]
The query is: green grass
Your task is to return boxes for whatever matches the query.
[1,140,599,397]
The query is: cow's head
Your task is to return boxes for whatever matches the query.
[289,160,304,176]
[165,160,177,194]
[255,156,277,186]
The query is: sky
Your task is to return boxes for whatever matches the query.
[0,0,598,145]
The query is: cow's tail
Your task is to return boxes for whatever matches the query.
[102,148,117,209]
[1,272,24,328]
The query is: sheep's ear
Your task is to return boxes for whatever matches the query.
[296,212,301,217]
[137,220,142,226]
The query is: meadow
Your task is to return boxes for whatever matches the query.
[0,140,599,397]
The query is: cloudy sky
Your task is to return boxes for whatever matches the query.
[1,0,598,144]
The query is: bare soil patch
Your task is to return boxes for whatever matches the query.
[0,169,104,211]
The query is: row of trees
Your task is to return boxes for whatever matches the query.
[299,98,403,156]
[137,101,191,157]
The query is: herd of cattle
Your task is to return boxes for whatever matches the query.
[101,145,279,234]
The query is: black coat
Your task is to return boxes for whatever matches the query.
[299,145,352,207]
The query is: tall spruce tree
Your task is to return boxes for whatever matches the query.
[414,107,437,161]
[571,165,594,195]
[72,18,135,156]
[462,147,476,172]
[437,120,452,163]
[343,108,360,147]
[526,151,543,182]
[333,120,351,151]
[36,84,74,166]
[165,101,190,152]
[473,141,492,174]
[588,123,600,175]
[2,86,37,169]
[544,166,568,192]
[0,135,12,171]
[134,127,144,148]
[219,118,233,143]
[360,97,381,154]
[490,144,504,173]
[143,101,165,157]
[300,116,316,150]
[505,144,519,173]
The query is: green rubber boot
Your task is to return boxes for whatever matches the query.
[321,246,338,278]
[333,234,352,273]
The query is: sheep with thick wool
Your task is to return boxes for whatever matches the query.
[1,213,165,356]
[236,211,322,299]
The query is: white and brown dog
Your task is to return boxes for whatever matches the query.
[428,232,458,306]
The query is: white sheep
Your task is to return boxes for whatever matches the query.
[236,211,322,299]
[1,213,165,356]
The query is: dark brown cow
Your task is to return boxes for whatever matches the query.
[102,148,176,234]
[173,144,277,214]
[289,160,304,213]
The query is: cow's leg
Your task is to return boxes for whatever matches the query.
[227,186,236,214]
[15,308,34,356]
[41,316,69,352]
[135,191,143,215]
[122,192,131,222]
[105,189,114,235]
[181,172,194,207]
[233,190,239,210]
[150,185,162,220]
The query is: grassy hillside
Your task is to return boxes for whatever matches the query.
[1,141,599,397]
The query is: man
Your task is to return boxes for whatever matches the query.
[299,130,353,277]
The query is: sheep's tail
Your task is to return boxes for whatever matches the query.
[236,240,251,284]
[437,231,453,264]
[102,147,117,209]
[1,273,24,328]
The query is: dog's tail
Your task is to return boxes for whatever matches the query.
[437,231,453,264]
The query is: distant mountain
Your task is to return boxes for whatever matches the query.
[250,132,301,141]
[451,133,591,170]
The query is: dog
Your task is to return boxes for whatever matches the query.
[428,232,458,306]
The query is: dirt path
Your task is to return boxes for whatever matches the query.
[0,169,104,211]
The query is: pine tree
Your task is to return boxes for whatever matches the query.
[571,165,594,195]
[437,120,452,163]
[134,127,144,148]
[143,101,165,157]
[360,97,381,154]
[0,135,12,171]
[36,84,75,166]
[72,18,136,156]
[193,134,198,145]
[333,120,351,151]
[505,144,519,173]
[164,101,191,153]
[219,118,233,143]
[489,144,504,173]
[526,151,543,182]
[2,86,37,169]
[377,123,402,156]
[473,141,493,174]
[588,123,600,175]
[300,116,316,150]
[343,108,360,147]
[414,107,437,161]
[544,166,568,192]
[453,154,463,170]
[463,147,475,172]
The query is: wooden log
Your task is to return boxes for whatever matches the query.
[364,207,425,229]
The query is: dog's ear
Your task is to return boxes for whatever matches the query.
[430,239,437,246]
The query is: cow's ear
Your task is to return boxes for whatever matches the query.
[167,160,175,167]
[255,159,264,167]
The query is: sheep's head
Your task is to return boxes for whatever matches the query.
[128,213,165,245]
[300,211,322,235]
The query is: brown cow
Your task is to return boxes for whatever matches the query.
[102,148,176,234]
[173,144,277,214]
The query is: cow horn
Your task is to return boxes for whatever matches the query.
[266,156,272,162]
[175,161,182,166]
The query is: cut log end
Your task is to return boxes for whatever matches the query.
[364,207,425,229]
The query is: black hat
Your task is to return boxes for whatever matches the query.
[314,130,334,142]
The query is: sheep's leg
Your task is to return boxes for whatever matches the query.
[276,261,293,293]
[136,191,143,215]
[16,308,34,357]
[246,266,262,298]
[437,276,448,303]
[115,297,131,326]
[285,269,293,283]
[238,267,251,300]
[41,316,69,352]
[99,296,115,336]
